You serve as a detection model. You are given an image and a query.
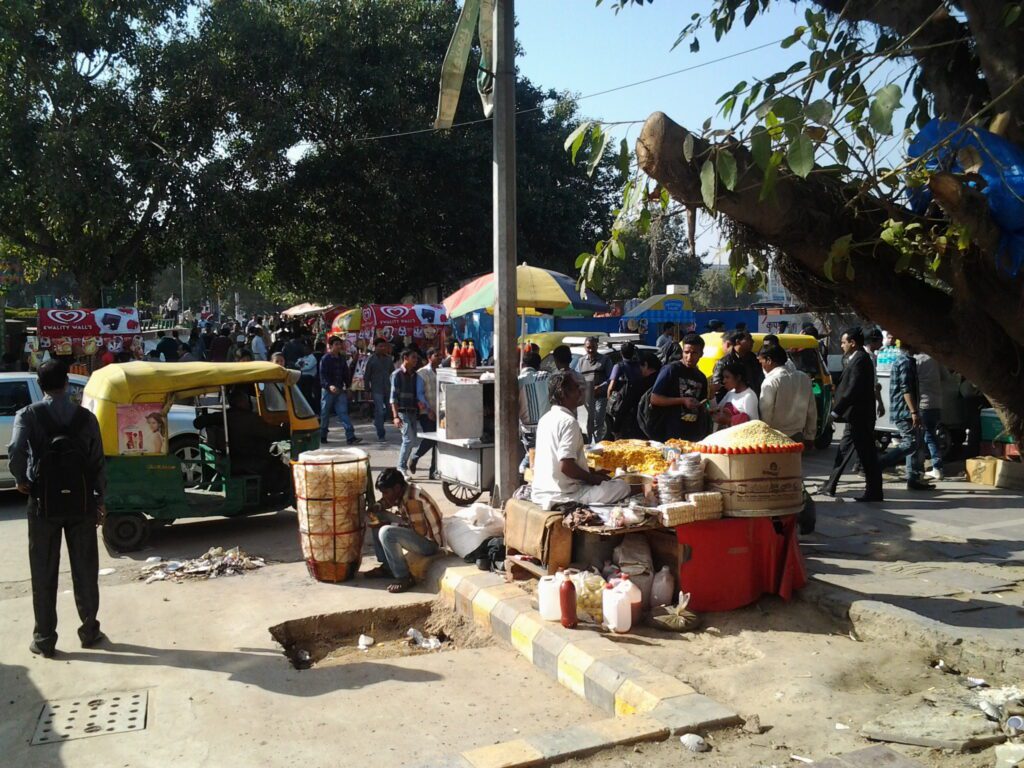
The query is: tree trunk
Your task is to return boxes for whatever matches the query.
[636,112,1024,441]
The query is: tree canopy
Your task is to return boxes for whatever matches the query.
[574,0,1024,438]
[0,0,619,306]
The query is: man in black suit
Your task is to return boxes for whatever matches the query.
[819,327,883,501]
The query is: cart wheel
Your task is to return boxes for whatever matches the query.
[442,481,483,507]
[102,513,150,552]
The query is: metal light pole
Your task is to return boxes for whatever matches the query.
[492,0,518,505]
[179,257,185,315]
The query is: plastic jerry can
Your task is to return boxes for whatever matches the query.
[651,565,676,607]
[618,574,643,625]
[602,583,632,633]
[538,575,561,621]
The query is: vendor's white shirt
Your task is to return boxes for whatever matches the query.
[531,405,588,508]
[758,365,817,439]
[718,388,759,428]
[251,335,268,360]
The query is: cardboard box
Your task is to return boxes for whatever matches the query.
[966,456,998,486]
[994,459,1024,492]
[701,452,803,514]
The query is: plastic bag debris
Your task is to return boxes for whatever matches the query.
[140,546,265,583]
[406,628,442,650]
[834,722,850,730]
[98,568,115,576]
[679,734,708,752]
[357,634,375,650]
[145,556,162,564]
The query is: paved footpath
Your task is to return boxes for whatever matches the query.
[801,447,1024,677]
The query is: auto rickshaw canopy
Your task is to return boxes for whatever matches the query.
[84,362,307,453]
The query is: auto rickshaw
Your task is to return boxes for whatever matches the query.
[83,362,321,551]
[699,332,835,449]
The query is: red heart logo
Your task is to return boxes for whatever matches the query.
[50,310,88,325]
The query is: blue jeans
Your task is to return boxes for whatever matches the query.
[587,398,608,444]
[372,393,387,440]
[920,408,943,470]
[878,419,921,480]
[372,524,438,580]
[413,415,437,473]
[397,411,418,471]
[320,390,356,442]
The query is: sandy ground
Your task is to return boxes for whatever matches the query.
[566,596,1001,767]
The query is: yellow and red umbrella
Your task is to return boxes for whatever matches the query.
[443,264,608,318]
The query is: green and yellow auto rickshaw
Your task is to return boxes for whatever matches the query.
[83,361,321,551]
[699,332,835,449]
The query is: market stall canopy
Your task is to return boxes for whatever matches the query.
[330,304,448,344]
[443,264,609,318]
[622,293,696,323]
[281,302,339,318]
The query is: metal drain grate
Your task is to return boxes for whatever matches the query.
[32,690,148,746]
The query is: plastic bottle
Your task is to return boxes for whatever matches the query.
[602,582,632,633]
[618,574,643,625]
[467,340,477,369]
[462,341,472,369]
[651,565,675,607]
[538,575,561,621]
[559,571,578,628]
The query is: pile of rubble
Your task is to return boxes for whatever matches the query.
[140,547,266,584]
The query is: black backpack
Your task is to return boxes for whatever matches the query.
[605,376,630,432]
[33,405,92,521]
[636,388,666,441]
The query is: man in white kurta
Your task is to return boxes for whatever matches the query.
[531,372,629,510]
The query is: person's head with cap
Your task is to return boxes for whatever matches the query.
[37,360,69,395]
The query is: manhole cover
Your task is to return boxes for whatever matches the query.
[32,691,148,745]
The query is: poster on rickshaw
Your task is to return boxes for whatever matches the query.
[116,404,168,456]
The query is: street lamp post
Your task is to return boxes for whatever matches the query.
[491,0,518,505]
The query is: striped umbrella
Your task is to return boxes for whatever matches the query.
[443,264,609,318]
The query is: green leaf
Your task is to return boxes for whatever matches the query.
[868,84,902,136]
[617,138,630,175]
[823,254,835,282]
[565,121,592,164]
[834,138,849,164]
[690,38,700,53]
[638,207,652,234]
[574,252,590,269]
[716,149,738,191]
[805,98,833,125]
[771,95,802,121]
[845,260,855,281]
[660,186,670,210]
[759,152,782,202]
[787,133,814,178]
[781,27,806,48]
[683,134,695,162]
[743,0,758,27]
[829,233,852,262]
[700,158,717,210]
[721,94,737,119]
[586,126,609,177]
[1004,3,1022,26]
[894,252,911,272]
[750,126,771,171]
[610,238,625,260]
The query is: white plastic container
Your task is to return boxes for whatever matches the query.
[618,574,643,625]
[652,565,675,607]
[602,583,632,633]
[538,575,562,621]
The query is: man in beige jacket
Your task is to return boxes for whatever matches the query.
[758,345,817,442]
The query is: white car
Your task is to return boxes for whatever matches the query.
[0,372,200,489]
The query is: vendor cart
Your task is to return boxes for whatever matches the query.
[32,307,144,372]
[425,366,497,506]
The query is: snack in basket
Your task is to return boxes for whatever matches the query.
[665,438,698,453]
[588,441,669,476]
[695,420,803,455]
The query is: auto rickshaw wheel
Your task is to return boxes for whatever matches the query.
[102,512,150,552]
[442,481,483,507]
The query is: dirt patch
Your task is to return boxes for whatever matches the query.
[269,598,491,669]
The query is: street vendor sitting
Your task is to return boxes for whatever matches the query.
[365,468,445,594]
[530,372,630,510]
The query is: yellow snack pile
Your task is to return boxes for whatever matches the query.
[696,420,801,455]
[589,441,669,476]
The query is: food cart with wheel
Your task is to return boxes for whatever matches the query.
[419,366,496,506]
[32,307,143,372]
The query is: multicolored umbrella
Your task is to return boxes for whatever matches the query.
[443,264,609,318]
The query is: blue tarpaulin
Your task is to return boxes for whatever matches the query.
[908,118,1024,275]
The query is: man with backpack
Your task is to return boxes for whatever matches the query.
[8,360,106,657]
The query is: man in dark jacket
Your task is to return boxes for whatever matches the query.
[819,327,883,501]
[9,361,107,656]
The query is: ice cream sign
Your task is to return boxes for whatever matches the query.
[38,308,141,337]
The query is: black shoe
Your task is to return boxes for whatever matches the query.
[853,494,884,503]
[347,437,363,446]
[408,457,419,475]
[906,478,934,491]
[320,435,329,444]
[80,632,108,649]
[816,485,836,497]
[29,641,54,658]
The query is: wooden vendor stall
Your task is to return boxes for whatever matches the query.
[507,421,809,619]
[32,307,143,373]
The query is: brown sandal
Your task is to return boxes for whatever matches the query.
[387,576,415,594]
[364,565,393,579]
